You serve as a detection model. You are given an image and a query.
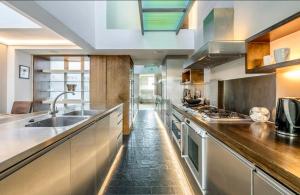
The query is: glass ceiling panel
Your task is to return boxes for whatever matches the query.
[143,12,184,31]
[141,0,189,9]
[139,0,192,34]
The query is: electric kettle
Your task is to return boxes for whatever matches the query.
[275,97,300,136]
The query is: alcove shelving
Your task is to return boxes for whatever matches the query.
[33,56,90,112]
[246,12,300,73]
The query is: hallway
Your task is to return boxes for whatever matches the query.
[103,110,194,195]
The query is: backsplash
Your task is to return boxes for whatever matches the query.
[224,74,276,120]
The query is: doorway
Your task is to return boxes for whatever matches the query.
[139,74,155,110]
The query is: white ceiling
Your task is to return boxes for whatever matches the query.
[0,2,75,46]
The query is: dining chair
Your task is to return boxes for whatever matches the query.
[11,101,33,114]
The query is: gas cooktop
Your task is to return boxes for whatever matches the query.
[181,105,251,122]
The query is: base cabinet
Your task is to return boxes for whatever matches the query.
[0,141,71,195]
[95,115,110,190]
[207,135,253,195]
[71,123,97,195]
[0,106,123,195]
[253,169,295,195]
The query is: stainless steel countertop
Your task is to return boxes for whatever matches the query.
[0,104,122,175]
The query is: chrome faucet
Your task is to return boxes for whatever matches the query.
[50,91,75,117]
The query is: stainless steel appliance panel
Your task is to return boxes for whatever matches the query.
[95,115,110,190]
[71,123,96,195]
[207,135,253,195]
[181,122,188,157]
[0,140,71,195]
[253,169,295,195]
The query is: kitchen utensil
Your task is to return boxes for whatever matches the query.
[250,107,270,122]
[185,98,201,105]
[275,97,300,136]
[274,48,290,63]
[263,55,272,65]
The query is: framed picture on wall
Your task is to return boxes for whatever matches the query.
[19,65,30,79]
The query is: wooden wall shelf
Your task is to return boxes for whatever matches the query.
[245,12,300,73]
[247,58,300,73]
[181,69,203,85]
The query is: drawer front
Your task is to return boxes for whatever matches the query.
[207,135,253,195]
[253,169,295,195]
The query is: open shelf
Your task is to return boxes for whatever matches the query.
[42,99,89,104]
[181,69,203,85]
[245,11,300,73]
[36,69,89,74]
[247,58,300,73]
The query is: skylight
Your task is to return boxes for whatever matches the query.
[138,0,193,34]
[0,2,41,28]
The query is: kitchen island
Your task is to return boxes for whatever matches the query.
[0,104,123,195]
[173,104,300,194]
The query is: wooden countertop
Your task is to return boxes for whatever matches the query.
[173,104,300,193]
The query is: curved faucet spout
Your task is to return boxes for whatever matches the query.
[50,91,75,117]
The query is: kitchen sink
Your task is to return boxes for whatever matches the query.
[25,117,87,127]
[63,110,98,116]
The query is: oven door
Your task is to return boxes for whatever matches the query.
[184,122,207,190]
[171,115,181,148]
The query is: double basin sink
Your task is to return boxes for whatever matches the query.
[25,110,98,127]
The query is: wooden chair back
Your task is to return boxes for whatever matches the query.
[11,101,32,114]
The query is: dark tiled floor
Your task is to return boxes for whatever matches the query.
[104,110,193,195]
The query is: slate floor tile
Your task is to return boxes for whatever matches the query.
[104,111,192,195]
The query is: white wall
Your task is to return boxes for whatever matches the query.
[5,47,33,113]
[106,1,140,29]
[0,44,7,113]
[35,1,96,47]
[166,58,185,105]
[14,50,33,101]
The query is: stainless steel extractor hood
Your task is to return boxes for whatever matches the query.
[184,8,245,69]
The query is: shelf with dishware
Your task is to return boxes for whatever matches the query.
[245,11,300,74]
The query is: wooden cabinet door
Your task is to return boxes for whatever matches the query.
[70,124,96,195]
[0,141,71,195]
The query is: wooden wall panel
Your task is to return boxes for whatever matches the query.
[90,56,107,108]
[106,56,131,135]
[90,55,132,135]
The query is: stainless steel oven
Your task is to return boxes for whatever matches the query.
[182,118,207,192]
[171,109,184,149]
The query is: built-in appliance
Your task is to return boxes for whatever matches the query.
[184,8,245,69]
[180,105,251,122]
[182,118,207,192]
[275,97,300,137]
[171,109,185,148]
